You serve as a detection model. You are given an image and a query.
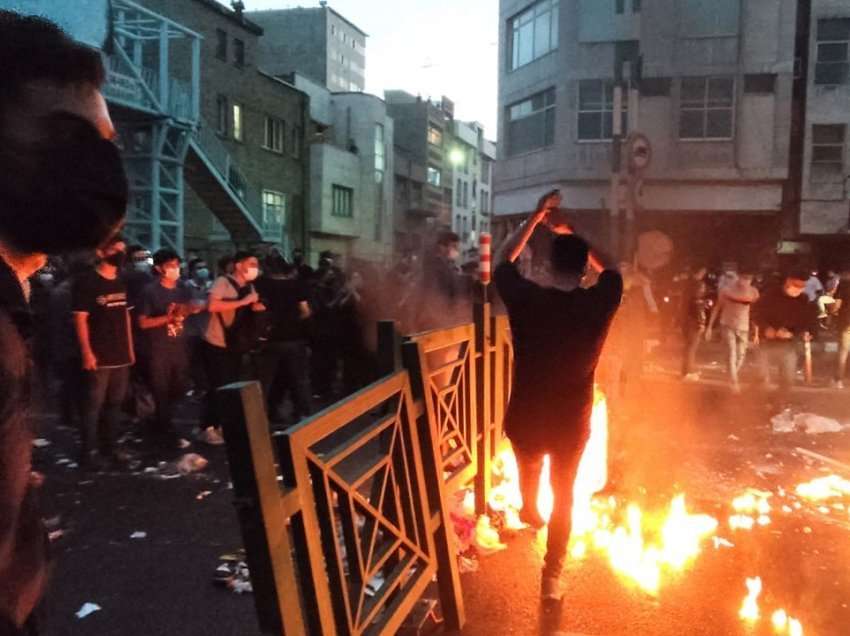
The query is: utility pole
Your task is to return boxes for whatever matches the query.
[609,67,624,260]
[624,59,641,259]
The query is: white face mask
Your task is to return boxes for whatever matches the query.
[244,266,260,282]
[163,267,180,282]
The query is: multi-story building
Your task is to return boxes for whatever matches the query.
[248,5,366,94]
[386,90,455,253]
[449,120,497,254]
[495,0,800,266]
[292,73,395,267]
[797,0,850,251]
[139,0,310,258]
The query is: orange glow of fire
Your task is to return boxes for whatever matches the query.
[488,388,718,596]
[795,474,850,501]
[739,576,762,622]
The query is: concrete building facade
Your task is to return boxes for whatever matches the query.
[449,121,497,254]
[293,74,395,266]
[248,5,367,93]
[140,0,310,258]
[495,0,800,265]
[387,91,455,253]
[799,0,850,243]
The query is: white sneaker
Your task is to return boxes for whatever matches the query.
[541,576,563,602]
[197,427,225,446]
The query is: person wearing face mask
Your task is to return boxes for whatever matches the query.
[200,251,266,445]
[72,236,135,470]
[138,249,200,447]
[0,12,127,633]
[752,271,817,392]
[184,258,213,396]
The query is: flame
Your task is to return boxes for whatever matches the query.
[487,389,718,596]
[795,474,850,501]
[739,576,762,622]
[772,609,788,631]
[788,618,803,636]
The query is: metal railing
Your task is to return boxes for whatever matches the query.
[218,301,514,634]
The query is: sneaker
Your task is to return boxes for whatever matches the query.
[541,575,563,602]
[197,427,225,446]
[682,373,700,382]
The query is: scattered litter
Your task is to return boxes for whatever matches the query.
[129,531,147,540]
[196,490,213,501]
[177,453,208,475]
[75,602,101,619]
[32,438,50,448]
[457,554,480,573]
[712,537,734,549]
[178,438,192,449]
[727,434,741,441]
[48,529,64,542]
[214,556,252,594]
[473,515,507,555]
[365,573,386,597]
[143,466,158,474]
[67,462,78,469]
[56,458,71,466]
[772,411,844,435]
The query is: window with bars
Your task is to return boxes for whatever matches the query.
[811,124,846,183]
[508,0,559,71]
[578,79,628,141]
[816,19,850,85]
[332,185,354,217]
[263,116,284,153]
[679,76,735,140]
[506,87,556,156]
[262,190,286,230]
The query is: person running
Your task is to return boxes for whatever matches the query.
[494,190,622,602]
[706,270,760,393]
[681,267,710,381]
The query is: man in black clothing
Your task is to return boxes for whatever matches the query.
[494,191,622,602]
[0,11,127,631]
[752,272,815,391]
[73,237,135,468]
[138,249,200,445]
[681,268,710,381]
[257,260,312,422]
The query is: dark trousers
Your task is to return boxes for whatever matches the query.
[147,346,190,434]
[257,341,312,421]
[56,357,83,425]
[514,441,586,579]
[201,341,242,429]
[80,366,130,459]
[681,325,705,376]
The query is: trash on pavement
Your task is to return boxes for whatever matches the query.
[474,515,507,555]
[129,531,147,540]
[32,438,50,448]
[75,603,101,619]
[771,411,844,434]
[196,490,213,500]
[177,453,208,474]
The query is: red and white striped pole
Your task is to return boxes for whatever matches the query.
[479,232,492,286]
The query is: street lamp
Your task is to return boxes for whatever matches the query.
[449,147,465,166]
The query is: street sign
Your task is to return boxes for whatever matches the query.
[627,132,652,173]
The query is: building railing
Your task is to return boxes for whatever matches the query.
[190,120,282,242]
[218,301,513,634]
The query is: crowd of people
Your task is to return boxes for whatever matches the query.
[26,231,481,470]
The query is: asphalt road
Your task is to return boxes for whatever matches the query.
[31,359,850,636]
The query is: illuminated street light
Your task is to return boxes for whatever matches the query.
[449,147,465,165]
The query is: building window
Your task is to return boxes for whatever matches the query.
[632,0,641,12]
[681,0,739,37]
[506,87,556,156]
[233,38,245,67]
[679,76,735,140]
[482,159,491,184]
[463,181,469,207]
[216,95,228,135]
[616,0,625,14]
[215,29,227,61]
[427,124,443,146]
[816,19,850,85]
[374,123,385,182]
[427,166,442,187]
[263,116,284,153]
[578,80,628,141]
[232,103,244,141]
[456,178,463,206]
[811,124,846,183]
[332,185,354,217]
[262,190,286,230]
[508,0,559,71]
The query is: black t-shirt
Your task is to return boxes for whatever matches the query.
[72,269,133,367]
[752,285,816,336]
[834,281,850,330]
[139,280,193,352]
[495,261,623,454]
[260,277,309,342]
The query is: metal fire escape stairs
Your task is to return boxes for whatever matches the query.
[102,0,266,252]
